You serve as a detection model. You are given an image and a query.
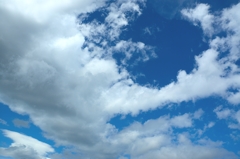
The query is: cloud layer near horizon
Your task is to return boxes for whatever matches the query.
[0,0,240,158]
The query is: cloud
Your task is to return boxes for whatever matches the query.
[12,119,30,128]
[214,106,240,130]
[0,119,7,125]
[193,109,204,119]
[107,117,237,159]
[207,121,215,128]
[0,0,155,151]
[214,106,233,119]
[181,3,214,35]
[112,40,156,65]
[170,113,193,128]
[228,92,240,105]
[0,130,54,159]
[136,143,238,159]
[118,157,128,159]
[235,111,240,124]
[0,0,240,158]
[49,113,237,159]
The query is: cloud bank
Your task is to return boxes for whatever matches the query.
[0,0,240,158]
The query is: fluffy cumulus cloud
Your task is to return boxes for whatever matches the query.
[0,0,240,158]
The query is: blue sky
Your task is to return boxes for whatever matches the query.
[0,0,240,159]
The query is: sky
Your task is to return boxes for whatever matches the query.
[0,0,240,159]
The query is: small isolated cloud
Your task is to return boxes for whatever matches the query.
[207,121,215,128]
[0,119,7,125]
[0,130,54,159]
[170,113,192,128]
[143,27,152,35]
[197,121,215,136]
[13,119,30,128]
[214,106,232,119]
[193,109,204,119]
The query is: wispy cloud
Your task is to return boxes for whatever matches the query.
[12,119,30,128]
[0,119,7,125]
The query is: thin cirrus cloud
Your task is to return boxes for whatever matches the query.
[0,119,7,125]
[12,119,30,128]
[0,0,240,159]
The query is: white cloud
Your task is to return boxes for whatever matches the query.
[214,106,233,119]
[227,91,240,105]
[66,113,235,159]
[103,46,239,115]
[207,121,215,128]
[170,113,192,128]
[214,107,240,130]
[0,130,54,159]
[0,0,105,23]
[181,3,214,35]
[0,0,157,155]
[197,121,215,136]
[136,143,238,159]
[112,40,156,65]
[0,0,240,158]
[105,0,142,40]
[221,3,240,34]
[79,0,144,43]
[193,109,204,119]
